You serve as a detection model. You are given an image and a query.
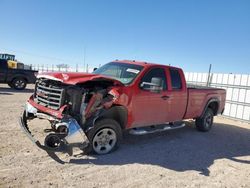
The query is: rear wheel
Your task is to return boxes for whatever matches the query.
[196,108,214,132]
[12,78,27,90]
[85,119,122,155]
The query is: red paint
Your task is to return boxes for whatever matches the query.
[37,72,123,86]
[28,96,67,119]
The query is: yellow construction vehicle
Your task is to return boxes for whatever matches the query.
[7,60,18,69]
[0,53,25,69]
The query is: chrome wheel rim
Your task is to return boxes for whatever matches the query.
[15,80,25,88]
[205,114,213,128]
[92,128,117,154]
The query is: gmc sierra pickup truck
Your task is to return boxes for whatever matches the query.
[0,59,37,90]
[19,60,226,155]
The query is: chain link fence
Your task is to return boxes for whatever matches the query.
[30,64,95,73]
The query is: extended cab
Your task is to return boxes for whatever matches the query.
[19,60,226,155]
[0,59,37,90]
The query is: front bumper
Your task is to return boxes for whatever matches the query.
[19,110,48,150]
[19,102,89,152]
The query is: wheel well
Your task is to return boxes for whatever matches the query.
[12,77,27,83]
[97,105,128,130]
[207,101,219,115]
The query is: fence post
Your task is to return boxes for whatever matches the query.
[206,64,212,86]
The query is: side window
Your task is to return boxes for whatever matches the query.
[170,68,182,90]
[141,68,167,90]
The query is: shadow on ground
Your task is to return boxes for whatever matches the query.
[0,85,34,94]
[48,122,250,176]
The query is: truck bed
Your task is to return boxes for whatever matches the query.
[184,85,226,119]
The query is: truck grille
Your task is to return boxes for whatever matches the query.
[35,81,64,110]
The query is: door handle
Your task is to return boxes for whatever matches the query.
[161,95,170,100]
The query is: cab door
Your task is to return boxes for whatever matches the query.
[164,68,188,122]
[131,67,170,127]
[0,60,7,82]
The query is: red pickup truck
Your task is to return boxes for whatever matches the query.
[19,60,226,155]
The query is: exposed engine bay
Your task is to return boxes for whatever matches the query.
[20,77,120,153]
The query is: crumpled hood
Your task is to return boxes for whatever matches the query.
[37,72,124,86]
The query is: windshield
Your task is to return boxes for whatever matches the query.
[93,62,143,84]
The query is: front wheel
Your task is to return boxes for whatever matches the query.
[195,108,214,132]
[12,78,27,90]
[85,119,122,155]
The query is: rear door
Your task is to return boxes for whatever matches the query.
[0,60,8,82]
[131,67,170,127]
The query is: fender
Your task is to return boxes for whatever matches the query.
[200,97,220,117]
[84,105,128,132]
[7,73,29,83]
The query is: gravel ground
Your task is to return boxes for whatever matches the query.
[0,84,250,188]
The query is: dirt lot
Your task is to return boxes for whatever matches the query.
[0,84,250,188]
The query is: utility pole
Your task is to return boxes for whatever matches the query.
[207,64,212,86]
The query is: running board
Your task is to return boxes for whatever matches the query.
[129,122,186,135]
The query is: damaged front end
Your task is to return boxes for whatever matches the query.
[19,74,121,153]
[19,106,89,152]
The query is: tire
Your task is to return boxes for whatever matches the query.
[85,119,122,155]
[195,108,214,132]
[12,78,27,90]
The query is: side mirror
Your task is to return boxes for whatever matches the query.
[93,67,98,72]
[140,77,163,93]
[151,77,162,87]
